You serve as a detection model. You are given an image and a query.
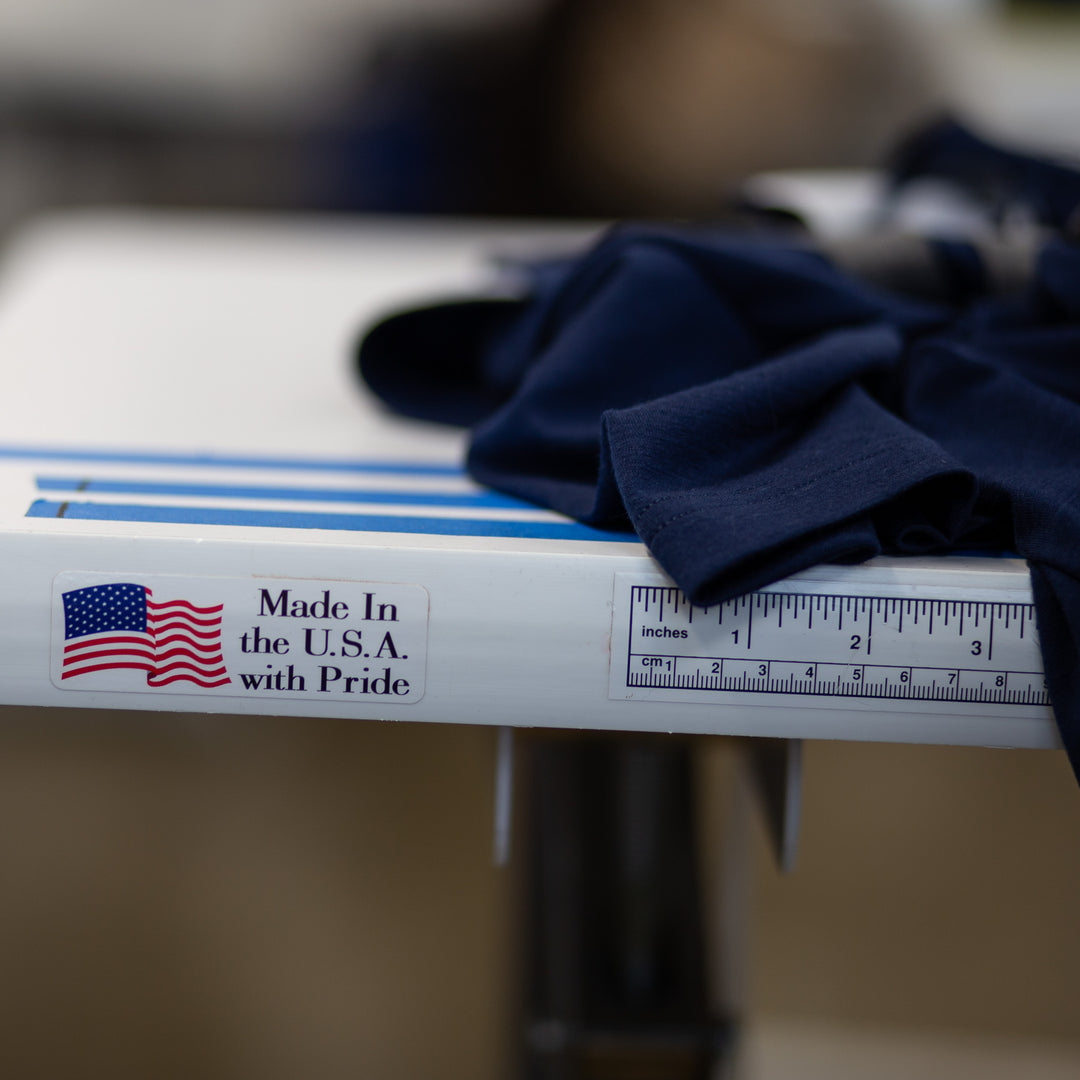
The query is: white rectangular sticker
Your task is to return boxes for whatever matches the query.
[609,573,1049,718]
[51,572,427,704]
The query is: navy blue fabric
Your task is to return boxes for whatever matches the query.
[358,123,1080,778]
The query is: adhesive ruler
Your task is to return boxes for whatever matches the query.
[608,568,1051,719]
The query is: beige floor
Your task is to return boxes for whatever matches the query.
[742,739,1080,1040]
[0,709,513,1079]
[0,708,1078,1077]
[726,736,1080,1078]
[734,1020,1080,1080]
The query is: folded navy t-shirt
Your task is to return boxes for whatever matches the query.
[359,121,1080,780]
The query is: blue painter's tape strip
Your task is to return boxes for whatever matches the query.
[35,476,531,509]
[0,445,463,476]
[27,500,639,544]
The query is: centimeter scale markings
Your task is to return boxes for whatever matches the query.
[621,585,1049,707]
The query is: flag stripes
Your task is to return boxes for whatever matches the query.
[61,583,230,688]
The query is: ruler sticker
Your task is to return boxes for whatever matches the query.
[609,574,1050,716]
[51,571,428,704]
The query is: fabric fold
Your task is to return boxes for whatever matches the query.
[358,119,1080,782]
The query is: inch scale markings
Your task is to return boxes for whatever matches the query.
[612,580,1049,711]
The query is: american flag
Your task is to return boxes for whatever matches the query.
[61,582,230,687]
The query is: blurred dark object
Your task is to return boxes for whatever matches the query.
[4,107,305,199]
[524,736,734,1080]
[0,100,312,236]
[309,14,565,216]
[889,116,1080,232]
[319,0,940,218]
[0,0,943,231]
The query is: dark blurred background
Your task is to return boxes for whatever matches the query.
[2,2,1080,1078]
[0,0,1078,232]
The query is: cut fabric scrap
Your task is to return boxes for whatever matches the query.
[358,119,1080,781]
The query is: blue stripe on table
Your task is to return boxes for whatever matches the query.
[27,499,638,543]
[0,445,462,475]
[35,476,528,509]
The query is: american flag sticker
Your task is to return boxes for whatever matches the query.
[60,582,229,687]
[51,571,428,702]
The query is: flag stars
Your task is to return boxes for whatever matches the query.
[62,582,148,638]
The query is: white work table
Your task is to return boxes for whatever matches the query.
[0,211,1057,751]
